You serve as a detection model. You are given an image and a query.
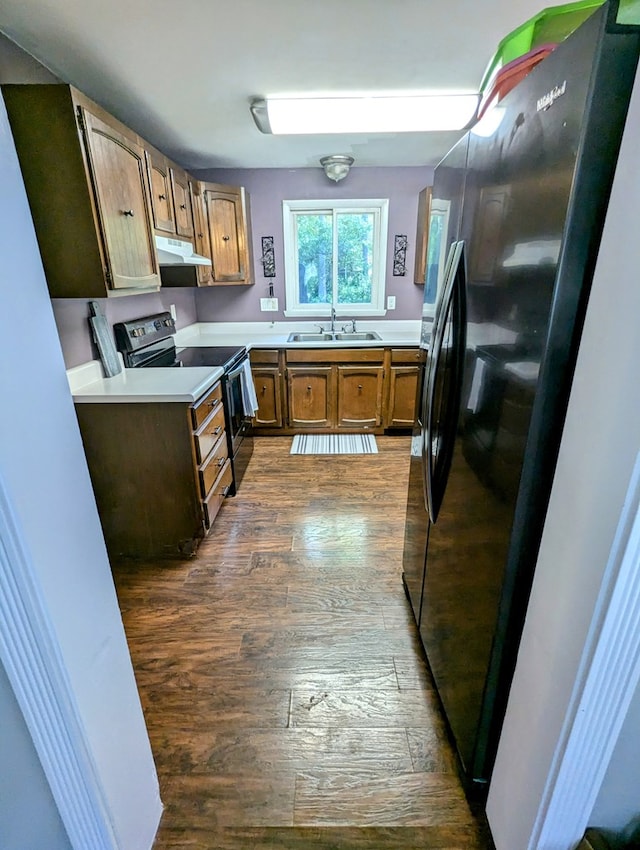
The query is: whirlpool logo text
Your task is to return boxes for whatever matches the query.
[537,80,567,112]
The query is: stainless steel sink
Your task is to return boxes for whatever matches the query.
[287,333,336,342]
[333,332,381,341]
[287,331,382,343]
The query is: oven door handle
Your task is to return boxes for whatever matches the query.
[226,358,248,383]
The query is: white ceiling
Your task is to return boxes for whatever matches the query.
[0,0,549,170]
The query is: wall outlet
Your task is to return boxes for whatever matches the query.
[260,297,279,311]
[387,295,396,310]
[170,303,177,320]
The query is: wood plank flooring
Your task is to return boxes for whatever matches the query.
[112,436,494,850]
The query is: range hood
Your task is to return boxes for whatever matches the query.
[154,235,212,266]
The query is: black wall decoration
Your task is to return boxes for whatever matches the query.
[393,234,408,276]
[261,236,276,277]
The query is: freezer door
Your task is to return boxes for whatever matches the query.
[403,239,461,623]
[424,241,466,524]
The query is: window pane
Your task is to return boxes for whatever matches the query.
[425,212,444,303]
[336,212,374,304]
[295,213,333,304]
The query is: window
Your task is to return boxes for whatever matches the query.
[424,198,450,312]
[283,199,389,317]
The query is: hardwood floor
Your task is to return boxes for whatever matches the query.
[112,436,494,850]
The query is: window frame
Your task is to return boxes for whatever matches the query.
[282,198,389,318]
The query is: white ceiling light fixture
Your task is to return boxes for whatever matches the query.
[320,155,354,182]
[250,94,480,135]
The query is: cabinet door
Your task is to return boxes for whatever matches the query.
[387,366,420,428]
[287,367,333,429]
[81,108,160,291]
[414,186,432,285]
[145,148,175,233]
[253,366,283,427]
[190,181,213,286]
[205,186,252,284]
[171,166,195,239]
[337,366,384,429]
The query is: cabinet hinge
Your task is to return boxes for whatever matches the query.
[104,267,112,286]
[76,107,86,134]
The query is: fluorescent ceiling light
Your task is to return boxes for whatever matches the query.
[250,94,480,135]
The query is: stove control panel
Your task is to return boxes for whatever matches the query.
[114,312,176,352]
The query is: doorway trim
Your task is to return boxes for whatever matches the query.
[0,474,117,850]
[528,453,640,848]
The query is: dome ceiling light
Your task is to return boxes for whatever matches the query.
[320,155,354,182]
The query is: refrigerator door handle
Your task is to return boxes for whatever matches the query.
[424,241,466,523]
[421,241,458,514]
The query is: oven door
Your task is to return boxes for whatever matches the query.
[223,357,254,492]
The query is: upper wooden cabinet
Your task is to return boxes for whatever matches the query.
[190,181,213,287]
[414,186,432,285]
[146,147,195,241]
[171,165,195,240]
[2,84,160,298]
[204,184,254,285]
[145,147,176,234]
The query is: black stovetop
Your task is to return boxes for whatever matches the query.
[175,346,246,370]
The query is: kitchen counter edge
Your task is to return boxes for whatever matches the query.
[69,357,225,403]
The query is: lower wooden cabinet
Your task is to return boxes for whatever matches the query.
[287,366,334,429]
[74,381,230,560]
[337,366,384,429]
[250,349,285,428]
[386,348,425,429]
[250,346,422,435]
[286,348,384,432]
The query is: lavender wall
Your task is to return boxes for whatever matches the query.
[193,166,433,323]
[51,288,197,369]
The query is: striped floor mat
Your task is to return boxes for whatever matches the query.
[290,434,378,455]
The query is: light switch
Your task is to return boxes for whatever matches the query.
[387,295,396,310]
[260,297,279,311]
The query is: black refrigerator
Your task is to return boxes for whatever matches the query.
[402,0,640,798]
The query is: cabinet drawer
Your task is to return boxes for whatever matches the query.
[203,460,233,527]
[250,348,279,364]
[199,433,229,496]
[390,348,424,364]
[191,382,223,429]
[194,403,226,463]
[286,348,384,363]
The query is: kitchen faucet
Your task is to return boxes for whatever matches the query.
[330,306,336,333]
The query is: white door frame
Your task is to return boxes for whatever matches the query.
[0,475,117,850]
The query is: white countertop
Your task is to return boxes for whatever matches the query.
[69,319,421,403]
[175,320,421,349]
[69,356,224,403]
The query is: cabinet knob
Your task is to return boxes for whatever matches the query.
[358,385,363,391]
[262,386,267,393]
[213,426,222,435]
[222,235,230,241]
[307,386,312,392]
[217,457,225,467]
[122,209,135,217]
[180,204,186,210]
[159,193,166,201]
